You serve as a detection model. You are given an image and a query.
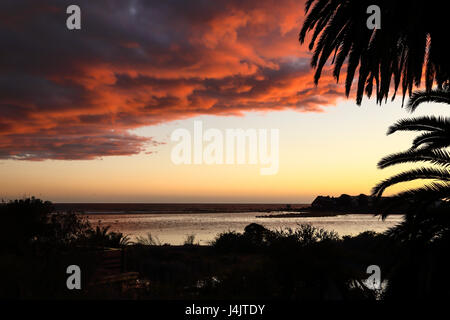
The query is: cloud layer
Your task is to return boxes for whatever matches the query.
[0,0,343,160]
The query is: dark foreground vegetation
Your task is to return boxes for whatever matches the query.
[2,197,450,300]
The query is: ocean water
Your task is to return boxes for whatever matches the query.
[86,212,403,245]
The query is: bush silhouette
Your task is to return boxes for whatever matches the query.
[0,197,53,252]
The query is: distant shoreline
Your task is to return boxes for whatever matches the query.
[53,203,401,217]
[256,211,342,218]
[54,203,310,215]
[255,210,403,218]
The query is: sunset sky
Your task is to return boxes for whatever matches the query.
[1,0,448,203]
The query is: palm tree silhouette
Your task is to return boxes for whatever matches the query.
[371,110,450,218]
[300,0,450,216]
[299,0,450,105]
[300,1,450,298]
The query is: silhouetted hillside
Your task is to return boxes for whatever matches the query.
[310,194,403,214]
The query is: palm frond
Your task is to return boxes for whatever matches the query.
[391,182,450,203]
[387,116,450,135]
[411,131,450,150]
[406,89,450,112]
[377,148,450,169]
[299,0,450,105]
[372,167,450,197]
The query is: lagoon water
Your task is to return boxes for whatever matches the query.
[86,212,403,245]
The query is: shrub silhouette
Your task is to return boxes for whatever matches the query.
[0,197,53,252]
[0,197,129,252]
[211,223,339,253]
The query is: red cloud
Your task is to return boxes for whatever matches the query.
[0,0,344,160]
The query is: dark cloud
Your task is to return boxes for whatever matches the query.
[0,0,343,160]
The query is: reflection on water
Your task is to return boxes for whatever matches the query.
[87,212,403,245]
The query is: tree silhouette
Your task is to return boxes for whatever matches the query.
[299,0,450,105]
[371,112,450,218]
